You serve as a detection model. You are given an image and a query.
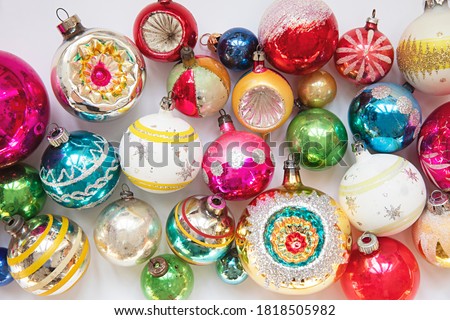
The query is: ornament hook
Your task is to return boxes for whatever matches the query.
[120,184,134,200]
[56,8,70,21]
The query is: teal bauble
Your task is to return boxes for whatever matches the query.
[216,247,248,285]
[39,126,120,209]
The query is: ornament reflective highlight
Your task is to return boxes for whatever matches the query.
[51,11,146,122]
[0,163,46,221]
[341,232,420,300]
[5,214,90,296]
[141,254,194,300]
[0,51,50,168]
[0,247,13,286]
[348,82,422,153]
[216,247,247,285]
[297,70,336,108]
[94,185,162,267]
[166,195,235,265]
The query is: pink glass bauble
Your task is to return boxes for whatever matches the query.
[0,51,50,168]
[202,111,275,201]
[418,102,450,192]
[258,0,339,75]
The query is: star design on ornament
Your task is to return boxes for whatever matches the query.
[176,163,196,181]
[384,204,402,221]
[345,196,359,216]
[403,168,419,183]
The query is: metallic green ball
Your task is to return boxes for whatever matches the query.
[0,163,46,221]
[286,108,348,171]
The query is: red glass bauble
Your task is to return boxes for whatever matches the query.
[258,0,338,75]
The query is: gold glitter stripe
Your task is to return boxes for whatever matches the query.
[124,172,190,191]
[134,120,195,137]
[129,125,198,144]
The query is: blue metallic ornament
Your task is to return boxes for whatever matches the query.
[216,247,248,285]
[39,126,120,209]
[349,82,422,153]
[0,247,13,286]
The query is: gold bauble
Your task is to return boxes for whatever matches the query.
[297,70,337,108]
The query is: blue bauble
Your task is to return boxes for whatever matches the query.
[216,248,247,285]
[40,129,120,209]
[349,83,422,153]
[0,247,13,286]
[217,27,258,71]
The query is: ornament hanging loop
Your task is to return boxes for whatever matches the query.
[120,184,134,200]
[200,33,221,52]
[427,190,450,215]
[47,123,70,147]
[56,8,69,21]
[357,232,379,255]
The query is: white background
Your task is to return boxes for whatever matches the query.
[1,0,450,300]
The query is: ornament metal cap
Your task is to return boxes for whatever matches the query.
[160,95,174,111]
[148,256,169,277]
[206,195,226,216]
[351,136,366,155]
[218,109,233,126]
[180,47,196,67]
[366,9,379,25]
[427,190,450,215]
[120,184,134,200]
[47,124,70,147]
[56,9,85,40]
[4,215,28,238]
[283,153,297,170]
[357,232,380,255]
[253,50,265,62]
[200,33,222,52]
[426,0,447,9]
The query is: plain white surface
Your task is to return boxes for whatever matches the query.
[1,0,450,300]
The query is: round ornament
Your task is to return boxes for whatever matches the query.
[94,185,162,267]
[417,102,450,192]
[202,28,258,71]
[202,110,274,201]
[334,10,394,84]
[339,140,427,236]
[341,232,420,300]
[0,51,50,169]
[40,125,120,209]
[0,247,13,286]
[412,191,450,268]
[231,51,294,136]
[119,96,202,193]
[166,194,235,265]
[167,47,231,117]
[348,82,422,153]
[397,0,450,95]
[0,163,46,222]
[134,0,198,62]
[258,0,339,75]
[141,254,194,300]
[286,108,348,171]
[297,70,337,109]
[5,214,90,296]
[51,11,146,122]
[216,247,248,285]
[236,156,351,294]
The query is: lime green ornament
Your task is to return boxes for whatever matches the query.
[141,254,194,300]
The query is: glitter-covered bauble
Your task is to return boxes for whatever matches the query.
[0,163,46,222]
[236,156,352,295]
[417,102,450,192]
[216,247,248,285]
[258,0,339,75]
[51,12,146,122]
[335,10,394,85]
[286,108,348,171]
[166,194,235,265]
[119,96,202,194]
[412,191,450,268]
[40,126,120,209]
[339,140,427,236]
[202,111,274,201]
[232,51,294,136]
[297,70,337,109]
[167,47,231,117]
[141,254,194,300]
[203,28,258,71]
[134,0,198,62]
[0,248,13,286]
[349,82,422,153]
[341,232,420,300]
[5,214,90,296]
[94,185,162,267]
[397,0,450,95]
[0,51,50,168]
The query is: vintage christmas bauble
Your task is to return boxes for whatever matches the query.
[341,232,420,300]
[119,96,202,193]
[0,247,13,287]
[202,111,274,201]
[0,163,46,222]
[40,126,120,209]
[51,11,146,122]
[167,47,231,117]
[141,254,194,300]
[335,10,394,84]
[339,140,427,236]
[94,185,162,267]
[216,247,248,285]
[397,0,450,95]
[0,51,50,168]
[5,214,90,296]
[412,191,450,268]
[297,70,337,108]
[236,156,351,295]
[134,0,198,62]
[417,102,450,192]
[349,82,422,153]
[232,51,294,136]
[286,108,348,171]
[166,194,235,265]
[258,0,339,75]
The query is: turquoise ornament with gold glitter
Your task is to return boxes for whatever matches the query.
[119,96,202,193]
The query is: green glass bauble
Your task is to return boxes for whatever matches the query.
[286,108,347,170]
[141,254,194,300]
